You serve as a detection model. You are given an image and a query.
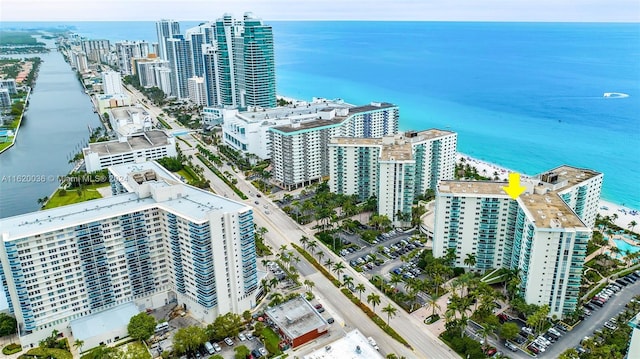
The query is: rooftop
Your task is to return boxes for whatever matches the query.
[0,163,250,241]
[438,180,587,229]
[538,165,602,191]
[303,329,384,359]
[271,101,397,134]
[83,130,172,156]
[518,192,587,229]
[231,98,352,123]
[265,296,327,339]
[380,139,412,162]
[438,180,509,196]
[70,302,139,342]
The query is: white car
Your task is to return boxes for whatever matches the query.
[258,347,268,355]
[224,337,234,346]
[238,333,246,341]
[213,343,222,352]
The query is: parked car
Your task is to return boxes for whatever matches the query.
[327,317,335,324]
[583,308,592,316]
[213,343,221,352]
[616,279,629,286]
[314,304,323,309]
[604,321,618,330]
[224,337,234,346]
[238,333,246,341]
[505,341,518,352]
[527,344,540,354]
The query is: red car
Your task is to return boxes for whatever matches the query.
[484,346,497,356]
[314,304,323,309]
[497,313,509,323]
[528,344,539,354]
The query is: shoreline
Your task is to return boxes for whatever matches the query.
[457,152,639,232]
[276,95,638,226]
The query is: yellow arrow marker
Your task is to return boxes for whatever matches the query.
[502,172,526,199]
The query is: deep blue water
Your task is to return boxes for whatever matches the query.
[3,21,639,208]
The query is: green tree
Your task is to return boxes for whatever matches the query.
[558,348,580,359]
[463,253,477,268]
[127,312,156,342]
[234,345,251,359]
[498,322,519,341]
[173,326,207,355]
[381,303,398,326]
[367,293,381,313]
[355,283,366,301]
[426,297,441,318]
[333,262,346,279]
[0,313,17,336]
[74,339,85,354]
[207,313,242,341]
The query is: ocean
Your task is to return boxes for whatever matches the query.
[3,21,639,208]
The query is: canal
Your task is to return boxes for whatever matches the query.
[0,40,102,218]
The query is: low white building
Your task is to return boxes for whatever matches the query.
[108,105,153,137]
[96,93,132,115]
[303,329,383,359]
[83,130,177,172]
[70,302,139,350]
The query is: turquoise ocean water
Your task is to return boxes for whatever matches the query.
[3,21,639,208]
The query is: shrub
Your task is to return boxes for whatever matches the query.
[3,343,22,355]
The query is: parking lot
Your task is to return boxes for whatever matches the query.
[472,270,640,358]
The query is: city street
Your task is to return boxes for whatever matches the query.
[171,134,459,358]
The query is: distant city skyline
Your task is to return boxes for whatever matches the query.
[2,0,639,22]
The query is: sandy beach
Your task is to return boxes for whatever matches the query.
[457,153,639,233]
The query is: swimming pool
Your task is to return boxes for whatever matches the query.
[613,239,640,255]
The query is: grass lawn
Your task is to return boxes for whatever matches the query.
[0,140,13,152]
[261,327,283,356]
[176,168,197,183]
[24,347,73,359]
[43,183,110,210]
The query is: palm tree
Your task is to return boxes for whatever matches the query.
[270,292,284,306]
[381,303,398,326]
[343,275,354,288]
[367,293,381,313]
[333,262,346,279]
[74,339,84,354]
[426,297,440,318]
[316,250,325,263]
[307,240,318,255]
[463,253,477,269]
[355,283,366,301]
[269,277,279,289]
[300,236,309,250]
[324,258,334,271]
[477,323,497,346]
[629,220,637,233]
[372,275,385,290]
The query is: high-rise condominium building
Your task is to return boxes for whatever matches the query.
[0,161,258,347]
[165,35,193,98]
[432,166,602,317]
[329,129,457,223]
[101,71,123,95]
[269,102,399,190]
[203,13,276,108]
[156,19,181,61]
[188,76,207,106]
[81,39,110,63]
[221,98,352,160]
[115,41,150,75]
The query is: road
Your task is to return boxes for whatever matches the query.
[170,140,458,358]
[131,93,459,358]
